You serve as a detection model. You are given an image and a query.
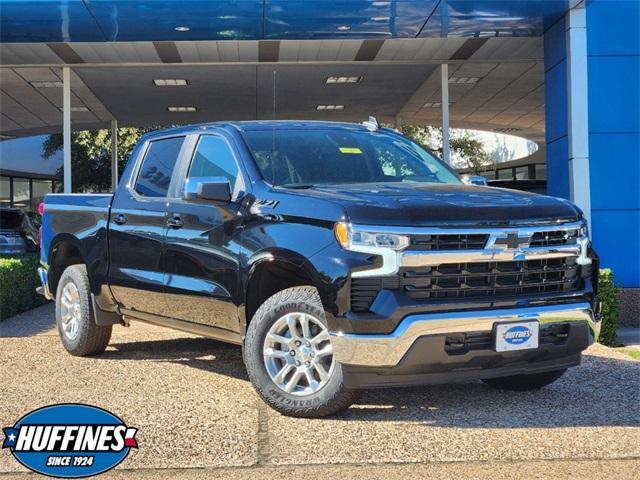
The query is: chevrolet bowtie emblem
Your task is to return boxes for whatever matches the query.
[492,232,531,250]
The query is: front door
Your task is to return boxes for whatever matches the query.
[164,133,246,333]
[109,135,186,317]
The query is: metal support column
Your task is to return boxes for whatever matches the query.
[441,64,451,165]
[111,119,118,191]
[62,67,71,193]
[566,6,591,228]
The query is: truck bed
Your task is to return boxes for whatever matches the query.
[40,193,114,302]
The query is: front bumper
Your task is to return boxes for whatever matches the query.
[330,302,599,388]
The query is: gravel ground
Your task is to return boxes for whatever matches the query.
[1,304,639,479]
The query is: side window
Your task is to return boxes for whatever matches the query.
[134,136,184,197]
[188,135,239,190]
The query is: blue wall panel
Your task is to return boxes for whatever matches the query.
[586,0,640,56]
[591,210,640,287]
[0,0,577,42]
[590,133,640,211]
[588,56,640,134]
[543,13,566,70]
[544,59,568,144]
[586,0,640,287]
[544,16,570,201]
[545,136,570,199]
[0,0,106,42]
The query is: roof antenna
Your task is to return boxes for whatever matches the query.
[362,115,379,131]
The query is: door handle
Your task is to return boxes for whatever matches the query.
[113,213,128,225]
[167,215,184,229]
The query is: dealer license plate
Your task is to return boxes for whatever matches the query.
[494,321,539,352]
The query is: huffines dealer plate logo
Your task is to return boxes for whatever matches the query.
[3,404,138,478]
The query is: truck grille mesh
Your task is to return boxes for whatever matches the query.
[409,234,488,250]
[350,258,582,313]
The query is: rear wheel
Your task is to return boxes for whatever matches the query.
[481,369,567,391]
[244,286,361,418]
[55,264,112,356]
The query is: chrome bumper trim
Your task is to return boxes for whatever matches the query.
[401,244,581,267]
[330,303,597,367]
[348,221,591,278]
[37,267,53,300]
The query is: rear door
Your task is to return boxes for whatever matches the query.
[108,134,188,317]
[163,132,246,333]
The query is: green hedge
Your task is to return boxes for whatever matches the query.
[598,268,619,346]
[0,255,46,321]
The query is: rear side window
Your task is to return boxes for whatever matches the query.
[134,136,184,197]
[188,135,239,190]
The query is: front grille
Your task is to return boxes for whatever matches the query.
[530,228,580,247]
[444,323,571,354]
[351,258,582,312]
[409,233,488,251]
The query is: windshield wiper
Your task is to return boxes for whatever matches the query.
[279,183,315,189]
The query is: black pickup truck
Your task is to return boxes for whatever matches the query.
[38,119,601,417]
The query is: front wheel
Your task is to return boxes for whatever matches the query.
[244,286,361,418]
[55,264,112,356]
[481,368,567,391]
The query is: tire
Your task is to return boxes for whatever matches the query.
[244,286,361,418]
[55,264,112,356]
[481,368,567,391]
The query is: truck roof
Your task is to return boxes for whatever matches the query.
[140,120,380,140]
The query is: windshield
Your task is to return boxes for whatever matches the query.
[243,128,461,187]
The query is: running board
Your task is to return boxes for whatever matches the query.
[120,308,243,345]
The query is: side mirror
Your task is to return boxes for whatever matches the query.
[461,175,488,186]
[184,177,232,202]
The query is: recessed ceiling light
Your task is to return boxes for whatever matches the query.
[448,76,481,84]
[423,102,441,108]
[316,105,345,110]
[336,25,351,31]
[58,106,89,112]
[168,106,197,112]
[153,79,188,87]
[175,26,190,32]
[30,81,63,88]
[493,127,521,133]
[326,76,362,84]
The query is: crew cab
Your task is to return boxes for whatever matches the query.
[38,120,601,417]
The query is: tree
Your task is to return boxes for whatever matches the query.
[43,127,152,192]
[400,125,493,174]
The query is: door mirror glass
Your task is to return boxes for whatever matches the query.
[184,177,231,202]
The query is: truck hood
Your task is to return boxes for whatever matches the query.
[287,183,580,226]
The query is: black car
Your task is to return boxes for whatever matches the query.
[0,208,38,255]
[38,120,600,418]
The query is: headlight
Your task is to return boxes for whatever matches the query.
[334,222,409,251]
[579,221,589,238]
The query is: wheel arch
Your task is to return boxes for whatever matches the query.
[48,234,86,296]
[241,249,328,336]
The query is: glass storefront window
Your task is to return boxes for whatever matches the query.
[497,169,513,179]
[535,164,547,180]
[12,178,29,209]
[31,180,53,211]
[0,177,10,208]
[515,166,529,180]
